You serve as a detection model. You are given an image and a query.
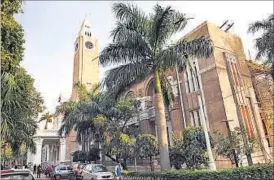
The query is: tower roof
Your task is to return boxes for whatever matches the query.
[78,15,92,36]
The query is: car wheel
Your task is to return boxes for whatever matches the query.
[55,175,61,180]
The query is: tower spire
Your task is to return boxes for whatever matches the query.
[78,15,91,36]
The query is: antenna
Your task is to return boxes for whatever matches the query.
[224,22,234,32]
[219,20,228,29]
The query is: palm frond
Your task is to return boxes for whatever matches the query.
[112,2,149,36]
[102,61,153,98]
[176,36,213,59]
[248,14,274,34]
[150,4,191,49]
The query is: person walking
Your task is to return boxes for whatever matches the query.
[33,164,37,175]
[37,164,42,179]
[51,165,56,180]
[115,163,123,180]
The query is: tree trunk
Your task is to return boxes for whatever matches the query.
[154,71,171,170]
[101,142,106,166]
[149,156,154,172]
[122,158,127,170]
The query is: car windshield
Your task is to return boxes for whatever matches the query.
[1,173,34,180]
[91,165,108,173]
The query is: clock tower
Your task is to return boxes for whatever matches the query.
[71,16,100,101]
[65,16,100,161]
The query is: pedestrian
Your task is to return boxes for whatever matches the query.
[33,164,37,174]
[51,165,56,180]
[37,164,42,179]
[115,163,123,180]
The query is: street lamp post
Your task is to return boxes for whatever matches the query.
[198,94,216,171]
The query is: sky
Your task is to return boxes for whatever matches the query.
[16,1,273,113]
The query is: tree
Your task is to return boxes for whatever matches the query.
[1,0,25,73]
[248,14,274,78]
[1,68,43,155]
[57,82,137,167]
[214,127,257,167]
[169,127,214,170]
[135,134,159,171]
[39,112,54,130]
[106,133,135,170]
[1,0,44,159]
[99,2,213,170]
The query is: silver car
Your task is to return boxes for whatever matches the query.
[82,164,114,180]
[54,165,73,179]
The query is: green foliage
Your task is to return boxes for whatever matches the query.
[124,164,274,180]
[106,133,135,166]
[170,133,185,170]
[214,127,257,165]
[87,146,101,163]
[169,127,214,170]
[1,0,44,156]
[135,134,158,159]
[248,14,274,78]
[39,112,54,130]
[99,2,213,98]
[1,0,25,73]
[72,150,88,163]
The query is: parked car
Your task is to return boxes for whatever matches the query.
[82,164,114,180]
[0,169,35,180]
[54,164,73,179]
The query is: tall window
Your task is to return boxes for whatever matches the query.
[190,109,201,127]
[225,53,255,138]
[184,59,200,93]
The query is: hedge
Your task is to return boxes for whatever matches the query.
[123,164,274,180]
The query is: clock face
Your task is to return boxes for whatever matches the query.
[75,43,78,51]
[85,41,93,49]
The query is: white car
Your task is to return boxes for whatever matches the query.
[1,169,35,180]
[82,164,114,180]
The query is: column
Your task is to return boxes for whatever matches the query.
[46,145,50,162]
[59,138,66,162]
[33,137,43,166]
[27,149,34,165]
[49,145,53,164]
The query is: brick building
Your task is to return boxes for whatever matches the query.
[125,21,273,168]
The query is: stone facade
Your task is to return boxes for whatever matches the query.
[128,21,272,168]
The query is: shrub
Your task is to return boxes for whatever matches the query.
[124,164,274,180]
[170,127,215,170]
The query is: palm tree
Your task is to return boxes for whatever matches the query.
[248,14,274,78]
[39,112,53,130]
[1,72,39,160]
[99,3,213,170]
